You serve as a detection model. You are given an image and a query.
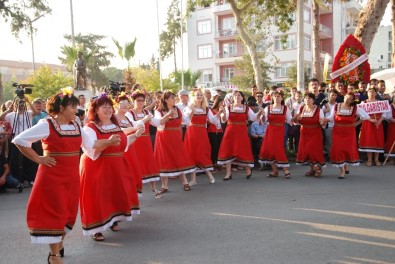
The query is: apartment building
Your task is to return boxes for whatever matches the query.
[369,25,393,73]
[187,0,363,89]
[0,59,69,82]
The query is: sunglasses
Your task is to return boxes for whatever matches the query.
[318,90,325,93]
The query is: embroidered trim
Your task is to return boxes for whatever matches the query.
[118,117,133,128]
[91,122,122,134]
[229,105,247,113]
[336,103,355,116]
[269,105,285,115]
[301,105,318,118]
[130,109,149,121]
[48,118,81,137]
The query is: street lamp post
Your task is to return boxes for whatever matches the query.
[27,13,48,73]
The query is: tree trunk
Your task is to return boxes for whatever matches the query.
[391,0,395,67]
[228,0,264,91]
[312,0,322,81]
[354,0,389,53]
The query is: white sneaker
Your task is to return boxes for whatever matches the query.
[209,177,215,184]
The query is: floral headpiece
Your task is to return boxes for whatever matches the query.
[191,87,203,97]
[97,92,117,105]
[131,89,146,99]
[59,87,74,102]
[115,92,131,103]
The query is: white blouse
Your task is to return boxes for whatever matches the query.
[82,124,136,160]
[125,110,161,127]
[222,105,259,122]
[154,108,190,131]
[184,107,220,127]
[263,106,293,125]
[12,118,94,150]
[327,104,370,122]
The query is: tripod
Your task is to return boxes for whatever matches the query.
[10,96,34,186]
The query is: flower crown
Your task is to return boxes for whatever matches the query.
[191,88,203,97]
[98,92,117,105]
[59,87,74,102]
[131,89,146,99]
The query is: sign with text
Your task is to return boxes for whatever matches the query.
[358,101,391,114]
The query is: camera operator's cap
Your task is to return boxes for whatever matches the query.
[211,90,219,97]
[178,90,189,97]
[247,100,258,107]
[32,98,44,104]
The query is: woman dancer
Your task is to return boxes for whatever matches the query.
[218,90,263,180]
[293,93,326,177]
[259,90,292,179]
[154,90,195,193]
[207,97,224,172]
[184,89,220,185]
[80,93,143,242]
[384,98,395,161]
[358,87,385,166]
[12,89,120,264]
[326,92,370,178]
[127,90,163,198]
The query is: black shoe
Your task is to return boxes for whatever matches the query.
[246,173,252,179]
[345,170,350,175]
[223,175,232,181]
[59,247,64,257]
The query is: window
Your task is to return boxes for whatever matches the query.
[304,7,311,23]
[274,35,296,50]
[304,35,311,50]
[200,69,213,83]
[223,42,237,57]
[256,39,265,52]
[223,68,235,80]
[198,44,213,59]
[275,63,293,78]
[222,17,235,30]
[197,20,211,35]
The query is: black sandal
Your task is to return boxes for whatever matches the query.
[92,232,105,241]
[110,221,119,232]
[47,253,61,264]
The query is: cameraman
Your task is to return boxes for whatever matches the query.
[0,96,39,186]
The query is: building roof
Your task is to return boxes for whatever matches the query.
[0,59,67,71]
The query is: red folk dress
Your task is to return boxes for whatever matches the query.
[259,105,289,167]
[80,122,140,236]
[118,117,143,196]
[358,101,385,153]
[184,108,213,172]
[128,109,160,183]
[385,104,395,157]
[218,105,254,167]
[331,103,360,167]
[154,107,196,176]
[296,105,325,167]
[23,118,82,244]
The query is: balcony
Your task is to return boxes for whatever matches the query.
[345,21,358,35]
[319,23,332,39]
[213,3,231,13]
[320,2,332,14]
[215,52,242,64]
[215,28,238,39]
[344,0,363,15]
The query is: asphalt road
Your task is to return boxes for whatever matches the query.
[1,163,395,264]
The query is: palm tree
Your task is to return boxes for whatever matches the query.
[59,44,94,72]
[112,37,137,69]
[171,69,202,89]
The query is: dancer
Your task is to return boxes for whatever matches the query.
[80,93,143,242]
[384,98,395,161]
[358,87,385,166]
[293,93,326,177]
[325,92,370,178]
[154,90,196,193]
[259,90,292,179]
[184,88,220,185]
[127,90,163,198]
[207,97,224,172]
[218,90,263,180]
[12,88,120,264]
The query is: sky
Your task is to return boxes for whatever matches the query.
[0,0,392,78]
[0,0,187,76]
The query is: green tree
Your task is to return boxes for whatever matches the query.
[103,67,123,82]
[231,53,271,90]
[23,66,73,99]
[59,33,114,87]
[160,0,186,71]
[1,77,19,103]
[187,0,295,91]
[112,37,138,91]
[0,0,51,38]
[285,63,311,89]
[170,69,202,89]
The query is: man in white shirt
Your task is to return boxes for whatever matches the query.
[176,90,189,140]
[322,90,338,158]
[1,96,39,186]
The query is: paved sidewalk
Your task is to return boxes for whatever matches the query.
[1,164,394,264]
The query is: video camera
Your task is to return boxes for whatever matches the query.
[12,83,33,99]
[103,80,126,96]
